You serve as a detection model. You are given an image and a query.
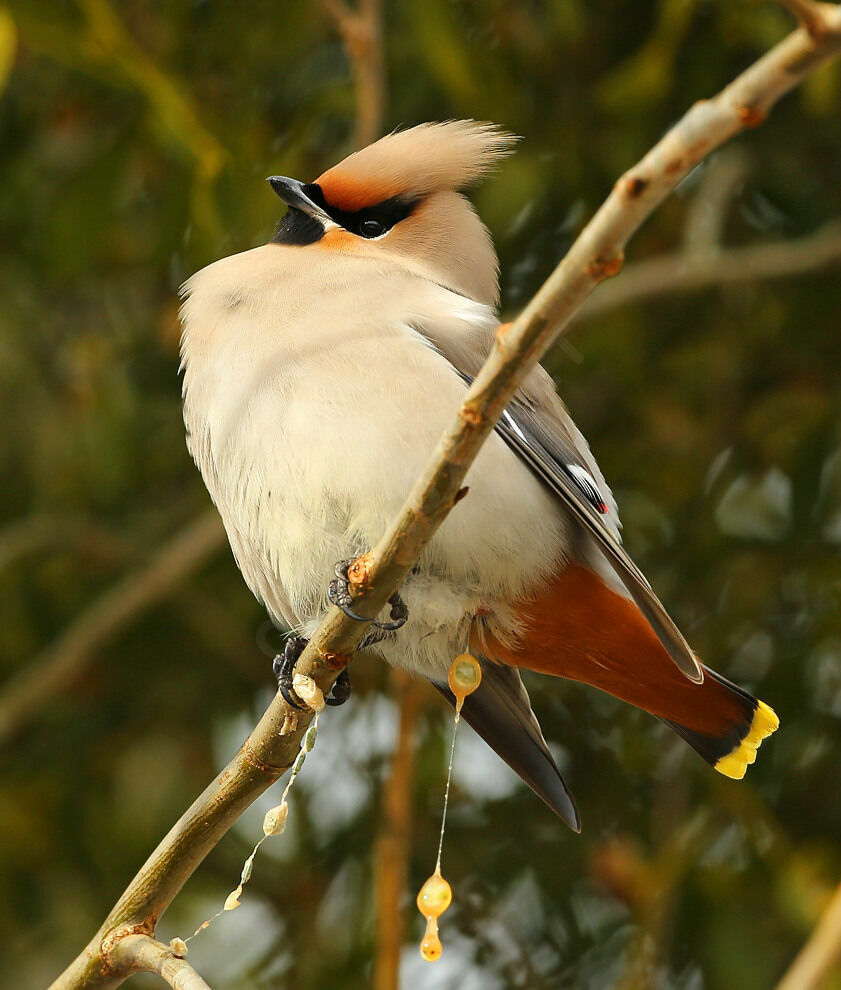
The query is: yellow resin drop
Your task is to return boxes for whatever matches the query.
[448,653,482,710]
[420,916,442,961]
[417,871,452,918]
[417,655,479,963]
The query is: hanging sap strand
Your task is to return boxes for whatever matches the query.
[417,653,482,962]
[169,710,321,956]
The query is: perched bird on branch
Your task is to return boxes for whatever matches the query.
[179,121,777,831]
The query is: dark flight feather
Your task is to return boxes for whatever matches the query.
[430,659,580,831]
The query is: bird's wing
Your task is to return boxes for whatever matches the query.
[429,659,580,831]
[455,367,703,685]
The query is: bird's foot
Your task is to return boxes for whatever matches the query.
[326,668,352,706]
[327,558,408,632]
[273,636,308,710]
[272,636,353,709]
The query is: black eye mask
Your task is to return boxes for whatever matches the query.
[304,183,419,238]
[273,183,418,245]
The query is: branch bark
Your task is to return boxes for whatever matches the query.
[110,936,214,990]
[50,6,841,987]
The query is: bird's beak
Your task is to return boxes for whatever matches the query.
[267,176,328,221]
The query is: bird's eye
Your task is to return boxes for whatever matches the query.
[359,218,385,238]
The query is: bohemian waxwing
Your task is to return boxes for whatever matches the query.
[179,121,778,831]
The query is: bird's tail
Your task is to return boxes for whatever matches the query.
[662,667,779,779]
[476,563,779,779]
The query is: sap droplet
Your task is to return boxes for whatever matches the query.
[417,872,452,919]
[303,722,318,752]
[292,673,325,712]
[448,654,482,709]
[223,886,242,911]
[263,801,288,836]
[420,915,442,962]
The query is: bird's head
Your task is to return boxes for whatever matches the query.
[267,120,517,307]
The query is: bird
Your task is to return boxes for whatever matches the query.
[179,120,778,831]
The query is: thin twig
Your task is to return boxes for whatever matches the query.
[373,672,423,990]
[322,0,385,147]
[110,936,214,990]
[0,514,130,575]
[682,149,749,258]
[49,8,841,988]
[778,0,835,38]
[0,511,225,748]
[576,221,841,320]
[775,878,841,990]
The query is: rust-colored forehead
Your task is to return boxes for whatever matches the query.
[315,167,405,211]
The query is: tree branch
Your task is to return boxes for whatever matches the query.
[110,936,214,990]
[0,514,130,574]
[373,672,423,990]
[778,0,836,38]
[322,0,385,147]
[575,221,841,321]
[775,877,841,990]
[49,6,841,987]
[681,149,749,258]
[574,148,841,321]
[0,511,225,748]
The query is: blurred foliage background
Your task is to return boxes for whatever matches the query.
[1,0,841,988]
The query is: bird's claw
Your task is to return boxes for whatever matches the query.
[273,555,406,708]
[325,669,352,706]
[273,636,353,709]
[327,558,408,632]
[273,636,309,711]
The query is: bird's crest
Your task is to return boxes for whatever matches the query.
[316,120,518,211]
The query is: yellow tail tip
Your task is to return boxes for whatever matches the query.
[714,700,779,780]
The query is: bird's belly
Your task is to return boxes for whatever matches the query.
[189,329,570,677]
